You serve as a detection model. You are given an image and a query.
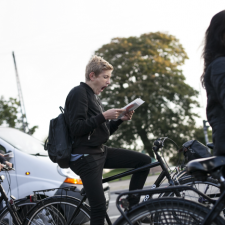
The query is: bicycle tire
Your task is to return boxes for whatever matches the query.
[157,175,220,201]
[179,176,220,203]
[23,195,91,225]
[0,198,36,225]
[114,197,224,225]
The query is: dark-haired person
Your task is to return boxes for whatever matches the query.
[64,55,151,225]
[201,10,225,156]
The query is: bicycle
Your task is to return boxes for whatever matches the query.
[114,156,225,225]
[0,198,36,225]
[23,137,219,225]
[0,165,37,225]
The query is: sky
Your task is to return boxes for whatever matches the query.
[0,0,224,141]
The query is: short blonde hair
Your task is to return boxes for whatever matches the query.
[85,55,113,81]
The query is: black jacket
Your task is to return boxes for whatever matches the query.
[64,82,123,154]
[204,57,225,127]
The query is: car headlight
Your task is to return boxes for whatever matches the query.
[64,177,83,185]
[57,166,83,185]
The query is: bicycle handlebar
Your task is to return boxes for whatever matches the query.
[1,164,15,171]
[153,137,168,148]
[154,139,163,147]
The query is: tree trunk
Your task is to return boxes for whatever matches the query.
[137,128,155,158]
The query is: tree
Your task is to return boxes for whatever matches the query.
[0,96,38,135]
[95,32,200,158]
[193,126,212,145]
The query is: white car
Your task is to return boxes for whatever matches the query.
[0,127,110,208]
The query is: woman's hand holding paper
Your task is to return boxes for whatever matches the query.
[121,110,134,121]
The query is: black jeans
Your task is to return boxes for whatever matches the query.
[70,146,151,225]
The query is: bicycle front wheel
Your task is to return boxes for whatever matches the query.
[160,176,220,202]
[114,198,224,225]
[179,176,220,203]
[23,196,91,225]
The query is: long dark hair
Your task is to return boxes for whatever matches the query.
[201,10,225,87]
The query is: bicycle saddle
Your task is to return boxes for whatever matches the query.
[187,156,225,174]
[207,142,214,149]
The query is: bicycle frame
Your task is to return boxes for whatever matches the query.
[0,176,22,225]
[199,170,225,225]
[103,144,175,188]
[102,143,182,225]
[115,185,216,225]
[201,190,225,224]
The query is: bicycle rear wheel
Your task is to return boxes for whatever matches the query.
[114,198,224,225]
[0,199,36,225]
[23,196,91,225]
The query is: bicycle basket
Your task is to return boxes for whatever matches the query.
[181,140,211,162]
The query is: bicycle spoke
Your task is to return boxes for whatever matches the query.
[115,198,224,225]
[24,198,91,225]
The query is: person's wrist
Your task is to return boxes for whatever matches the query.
[102,112,108,120]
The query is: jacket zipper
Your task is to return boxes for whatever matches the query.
[88,130,95,140]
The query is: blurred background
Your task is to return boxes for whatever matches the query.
[0,0,224,161]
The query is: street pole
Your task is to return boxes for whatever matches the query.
[203,120,210,153]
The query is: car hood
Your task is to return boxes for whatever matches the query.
[14,149,65,183]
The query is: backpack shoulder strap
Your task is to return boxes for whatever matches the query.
[59,106,64,113]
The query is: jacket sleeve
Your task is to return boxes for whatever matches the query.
[211,58,225,111]
[66,87,106,137]
[107,119,123,135]
[95,95,124,135]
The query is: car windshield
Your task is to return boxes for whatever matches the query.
[0,127,48,156]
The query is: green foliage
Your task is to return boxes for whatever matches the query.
[103,168,156,182]
[193,126,212,144]
[0,96,38,135]
[95,32,200,158]
[0,96,19,127]
[103,168,131,182]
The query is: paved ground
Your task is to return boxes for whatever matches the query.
[109,174,160,192]
[107,174,167,223]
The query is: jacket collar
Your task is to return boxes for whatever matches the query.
[80,82,95,94]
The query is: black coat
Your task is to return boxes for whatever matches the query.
[64,82,123,154]
[204,57,225,127]
[204,57,225,156]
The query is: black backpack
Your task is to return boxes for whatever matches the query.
[44,107,72,168]
[181,140,212,162]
